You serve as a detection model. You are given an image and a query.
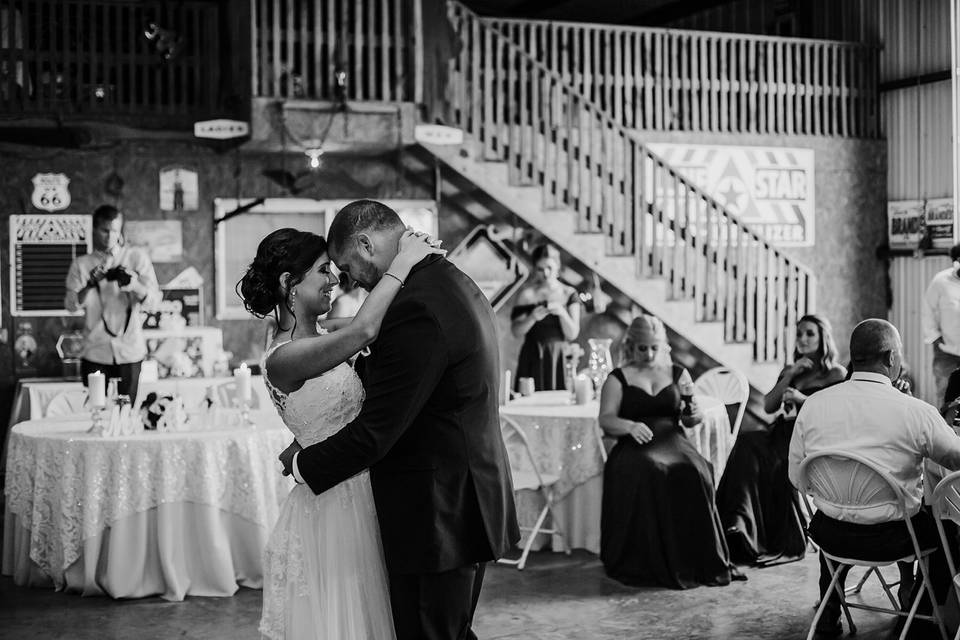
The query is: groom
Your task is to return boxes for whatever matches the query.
[281,199,519,640]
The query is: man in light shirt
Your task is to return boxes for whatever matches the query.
[788,319,960,638]
[65,205,161,405]
[923,243,960,405]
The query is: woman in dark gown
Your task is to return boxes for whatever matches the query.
[600,315,740,589]
[717,314,846,566]
[511,243,580,391]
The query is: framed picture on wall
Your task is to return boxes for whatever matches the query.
[213,198,438,320]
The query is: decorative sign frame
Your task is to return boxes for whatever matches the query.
[9,214,91,316]
[447,225,528,311]
[213,198,437,320]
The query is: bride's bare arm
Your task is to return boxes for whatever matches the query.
[266,231,443,393]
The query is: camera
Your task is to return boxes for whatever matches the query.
[104,266,132,287]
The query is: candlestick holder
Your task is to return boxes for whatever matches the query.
[89,406,106,435]
[238,400,254,427]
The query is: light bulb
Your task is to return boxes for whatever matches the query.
[305,148,323,169]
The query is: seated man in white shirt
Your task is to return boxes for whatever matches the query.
[788,319,960,638]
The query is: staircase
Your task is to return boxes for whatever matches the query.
[420,2,818,392]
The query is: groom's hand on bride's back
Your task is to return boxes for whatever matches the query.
[279,439,303,477]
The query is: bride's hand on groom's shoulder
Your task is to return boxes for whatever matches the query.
[398,228,446,264]
[278,439,303,477]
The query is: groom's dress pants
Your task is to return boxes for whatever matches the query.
[389,562,486,640]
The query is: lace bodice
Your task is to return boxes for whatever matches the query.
[261,340,365,447]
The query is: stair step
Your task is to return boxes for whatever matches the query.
[421,140,781,392]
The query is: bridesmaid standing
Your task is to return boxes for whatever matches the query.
[599,315,742,589]
[717,314,846,566]
[511,243,580,391]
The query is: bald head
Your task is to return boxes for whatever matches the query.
[849,319,902,378]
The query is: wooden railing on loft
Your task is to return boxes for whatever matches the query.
[252,0,421,102]
[484,16,879,138]
[447,2,816,364]
[0,0,222,126]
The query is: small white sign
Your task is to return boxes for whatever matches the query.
[30,173,71,212]
[194,119,250,139]
[415,124,464,146]
[159,166,199,211]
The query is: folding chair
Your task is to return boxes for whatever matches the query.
[694,367,749,446]
[932,469,960,640]
[205,380,261,410]
[44,390,89,417]
[797,450,948,640]
[497,414,566,570]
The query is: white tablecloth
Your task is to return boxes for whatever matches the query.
[11,376,270,424]
[2,411,293,600]
[501,390,732,555]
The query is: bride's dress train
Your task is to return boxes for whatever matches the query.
[259,343,396,640]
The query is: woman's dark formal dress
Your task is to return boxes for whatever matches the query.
[600,366,733,589]
[512,292,579,391]
[716,381,831,566]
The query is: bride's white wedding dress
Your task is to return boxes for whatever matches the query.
[259,341,396,640]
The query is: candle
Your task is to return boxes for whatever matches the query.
[574,374,592,405]
[88,370,106,408]
[502,370,512,405]
[234,362,252,404]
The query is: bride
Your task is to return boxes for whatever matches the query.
[238,226,443,640]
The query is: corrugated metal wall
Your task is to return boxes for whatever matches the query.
[890,255,951,405]
[881,0,954,406]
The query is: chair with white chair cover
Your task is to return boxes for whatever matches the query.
[497,414,566,570]
[932,469,960,640]
[44,390,90,417]
[694,367,749,445]
[797,450,948,640]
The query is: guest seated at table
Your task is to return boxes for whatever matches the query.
[788,319,960,638]
[717,314,846,566]
[599,315,742,589]
[511,243,580,391]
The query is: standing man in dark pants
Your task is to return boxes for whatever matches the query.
[281,199,519,640]
[65,204,161,404]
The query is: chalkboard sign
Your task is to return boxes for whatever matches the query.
[142,287,204,329]
[10,214,91,316]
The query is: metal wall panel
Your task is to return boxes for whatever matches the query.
[884,81,954,199]
[890,254,951,406]
[876,0,951,81]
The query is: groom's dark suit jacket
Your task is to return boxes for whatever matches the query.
[296,255,520,574]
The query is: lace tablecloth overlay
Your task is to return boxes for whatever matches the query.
[501,392,606,500]
[501,391,732,492]
[4,413,293,587]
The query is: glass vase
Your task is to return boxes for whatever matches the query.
[587,338,614,396]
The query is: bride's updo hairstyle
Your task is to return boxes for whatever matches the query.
[237,228,327,330]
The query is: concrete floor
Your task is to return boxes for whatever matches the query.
[1,549,923,640]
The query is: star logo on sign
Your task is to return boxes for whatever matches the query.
[716,176,748,214]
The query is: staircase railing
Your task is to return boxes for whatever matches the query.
[484,16,879,138]
[446,1,815,364]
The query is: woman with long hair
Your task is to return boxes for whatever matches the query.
[511,243,580,391]
[717,313,846,566]
[599,315,742,588]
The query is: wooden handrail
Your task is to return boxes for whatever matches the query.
[447,1,816,363]
[484,15,880,138]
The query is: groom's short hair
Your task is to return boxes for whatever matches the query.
[328,200,404,254]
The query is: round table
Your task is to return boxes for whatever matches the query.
[501,390,732,555]
[2,411,294,600]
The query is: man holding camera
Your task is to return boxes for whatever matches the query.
[65,204,161,404]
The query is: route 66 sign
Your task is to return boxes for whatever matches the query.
[31,173,72,211]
